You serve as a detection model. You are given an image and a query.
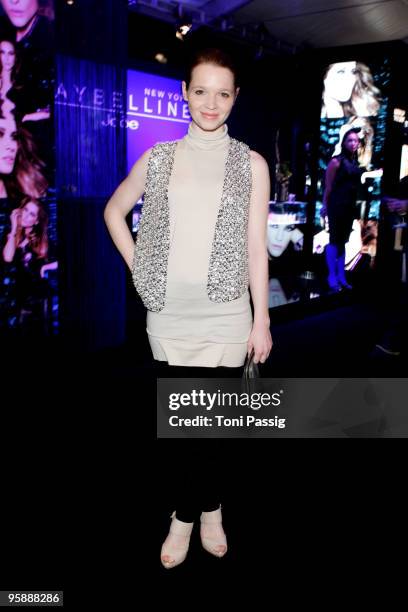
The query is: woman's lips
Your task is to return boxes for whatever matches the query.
[201,112,218,119]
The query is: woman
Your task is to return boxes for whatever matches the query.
[322,128,361,291]
[0,0,54,39]
[0,37,50,122]
[267,203,305,292]
[0,113,47,199]
[104,48,272,568]
[321,61,381,119]
[322,127,382,291]
[3,197,48,262]
[0,38,18,115]
[332,117,375,170]
[322,128,372,291]
[2,196,56,327]
[267,216,304,258]
[0,110,17,197]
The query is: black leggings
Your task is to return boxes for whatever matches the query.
[161,440,223,523]
[155,360,242,523]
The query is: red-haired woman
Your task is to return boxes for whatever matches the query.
[105,48,273,569]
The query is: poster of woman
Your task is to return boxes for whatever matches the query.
[0,0,56,335]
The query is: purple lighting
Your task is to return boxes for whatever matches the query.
[127,69,190,172]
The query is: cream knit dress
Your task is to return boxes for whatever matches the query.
[146,122,253,367]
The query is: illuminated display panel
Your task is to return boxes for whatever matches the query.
[0,1,56,334]
[314,59,390,270]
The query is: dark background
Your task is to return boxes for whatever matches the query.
[1,0,407,604]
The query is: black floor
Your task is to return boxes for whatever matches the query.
[1,278,406,599]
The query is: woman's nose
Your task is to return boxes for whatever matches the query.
[205,96,217,109]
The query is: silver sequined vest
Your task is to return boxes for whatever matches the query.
[132,137,252,312]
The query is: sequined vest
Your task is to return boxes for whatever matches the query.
[132,137,252,312]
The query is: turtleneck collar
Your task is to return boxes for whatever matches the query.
[184,122,229,151]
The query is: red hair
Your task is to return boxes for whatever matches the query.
[184,48,239,89]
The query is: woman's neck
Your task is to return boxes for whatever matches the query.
[342,149,355,160]
[0,181,7,198]
[185,121,229,151]
[323,95,344,118]
[1,72,12,91]
[190,121,227,137]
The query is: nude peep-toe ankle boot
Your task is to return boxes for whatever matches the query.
[160,511,194,569]
[200,506,227,558]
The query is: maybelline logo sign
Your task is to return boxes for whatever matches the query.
[55,82,190,129]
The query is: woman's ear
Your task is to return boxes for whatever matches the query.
[234,87,240,102]
[182,81,188,101]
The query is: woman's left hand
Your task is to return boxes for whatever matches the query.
[247,321,273,364]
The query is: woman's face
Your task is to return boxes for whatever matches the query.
[343,132,360,154]
[324,61,357,102]
[267,223,295,257]
[0,40,16,71]
[0,0,38,28]
[182,63,238,133]
[20,201,39,228]
[0,115,18,174]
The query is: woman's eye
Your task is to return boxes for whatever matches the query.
[220,92,230,98]
[194,90,204,95]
